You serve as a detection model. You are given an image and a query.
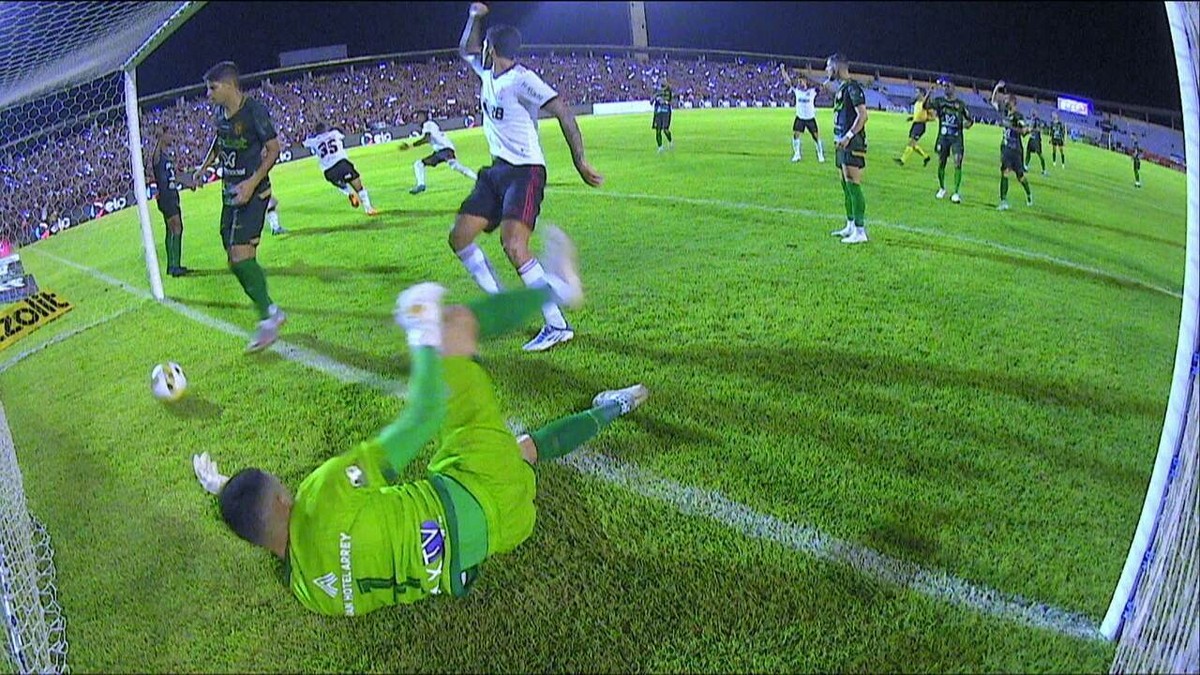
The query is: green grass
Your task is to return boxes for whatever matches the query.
[2,108,1186,673]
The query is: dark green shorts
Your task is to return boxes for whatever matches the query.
[936,135,964,159]
[834,135,867,169]
[219,188,270,249]
[1001,147,1025,176]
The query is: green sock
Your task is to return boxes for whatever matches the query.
[466,286,552,339]
[954,166,963,192]
[847,182,865,228]
[664,130,672,143]
[529,403,621,462]
[1021,178,1031,197]
[165,232,181,268]
[1039,155,1046,172]
[656,129,662,147]
[937,162,946,189]
[841,178,853,220]
[230,259,274,320]
[1000,176,1009,200]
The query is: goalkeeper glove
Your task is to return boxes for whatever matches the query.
[395,282,446,350]
[192,452,229,495]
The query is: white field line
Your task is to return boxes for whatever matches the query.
[558,188,1183,300]
[0,306,139,374]
[24,248,1104,641]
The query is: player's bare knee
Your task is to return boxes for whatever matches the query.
[441,306,479,356]
[516,434,538,465]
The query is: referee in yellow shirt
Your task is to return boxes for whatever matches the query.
[895,88,933,166]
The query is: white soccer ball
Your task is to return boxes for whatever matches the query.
[150,362,188,403]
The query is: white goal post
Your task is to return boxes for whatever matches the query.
[1104,2,1199,674]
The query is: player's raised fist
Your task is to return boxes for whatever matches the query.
[996,80,1006,89]
[469,3,489,17]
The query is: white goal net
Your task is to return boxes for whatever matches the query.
[1106,2,1200,674]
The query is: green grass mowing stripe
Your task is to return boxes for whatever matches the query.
[558,188,1183,300]
[0,306,140,374]
[33,247,1107,643]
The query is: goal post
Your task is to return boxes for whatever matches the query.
[1104,2,1199,673]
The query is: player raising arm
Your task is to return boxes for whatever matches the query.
[780,64,824,163]
[990,82,1033,210]
[448,2,603,352]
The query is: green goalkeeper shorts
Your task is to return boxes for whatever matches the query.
[428,356,537,557]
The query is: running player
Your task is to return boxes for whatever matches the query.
[399,111,478,194]
[991,83,1033,210]
[1050,112,1067,168]
[450,2,604,352]
[192,231,650,617]
[1132,140,1143,188]
[825,53,869,244]
[926,77,973,203]
[192,61,286,352]
[301,122,378,215]
[894,87,932,167]
[780,64,824,163]
[1024,113,1047,176]
[151,129,193,277]
[652,80,674,153]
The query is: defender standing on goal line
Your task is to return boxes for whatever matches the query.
[192,228,649,616]
[825,53,869,245]
[449,2,604,352]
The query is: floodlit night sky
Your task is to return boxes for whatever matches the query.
[139,1,1181,110]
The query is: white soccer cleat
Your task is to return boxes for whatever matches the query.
[395,282,446,349]
[1026,194,1034,207]
[791,154,801,163]
[522,324,575,352]
[997,200,1010,211]
[539,224,584,309]
[592,383,650,416]
[936,188,947,200]
[831,222,854,237]
[951,193,962,204]
[841,228,868,245]
[246,306,286,353]
[657,146,665,154]
[817,155,826,163]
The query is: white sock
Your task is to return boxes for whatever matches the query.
[455,243,502,294]
[792,138,801,155]
[816,139,825,158]
[449,159,477,180]
[517,258,568,329]
[358,189,373,211]
[267,211,280,230]
[338,185,352,196]
[413,160,426,187]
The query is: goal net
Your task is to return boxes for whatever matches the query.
[0,3,201,672]
[1105,2,1200,674]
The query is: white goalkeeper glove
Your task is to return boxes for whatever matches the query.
[193,452,229,496]
[394,282,446,350]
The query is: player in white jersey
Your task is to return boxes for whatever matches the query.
[780,64,825,163]
[450,2,603,353]
[398,111,478,195]
[301,123,378,215]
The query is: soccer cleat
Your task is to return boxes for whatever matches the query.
[1023,164,1030,172]
[1135,181,1142,188]
[539,224,584,309]
[522,324,575,352]
[1026,194,1034,207]
[592,384,650,416]
[270,224,288,235]
[395,282,446,348]
[817,155,825,163]
[936,188,947,200]
[997,200,1010,211]
[923,156,932,167]
[893,157,904,166]
[1042,170,1049,177]
[246,306,286,353]
[667,142,674,151]
[831,223,854,237]
[951,193,962,204]
[348,192,361,209]
[409,185,427,195]
[657,146,665,154]
[365,207,380,216]
[841,228,868,245]
[167,266,191,278]
[792,154,802,163]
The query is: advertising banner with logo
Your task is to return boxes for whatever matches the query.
[0,290,73,352]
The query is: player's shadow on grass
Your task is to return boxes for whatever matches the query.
[1034,209,1182,249]
[268,262,398,282]
[886,239,1172,297]
[286,209,455,236]
[163,395,223,420]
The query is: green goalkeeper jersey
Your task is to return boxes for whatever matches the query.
[286,440,456,617]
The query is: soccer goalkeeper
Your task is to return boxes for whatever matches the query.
[192,226,648,616]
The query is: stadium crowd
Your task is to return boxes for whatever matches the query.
[2,53,1176,244]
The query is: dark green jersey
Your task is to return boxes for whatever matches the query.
[1002,110,1027,150]
[1028,121,1042,143]
[832,79,866,138]
[1132,146,1143,162]
[209,96,277,193]
[152,153,181,200]
[1050,120,1066,143]
[653,86,674,113]
[928,96,971,139]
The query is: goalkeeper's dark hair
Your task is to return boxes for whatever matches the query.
[314,122,328,134]
[485,24,522,58]
[219,468,272,545]
[204,61,241,86]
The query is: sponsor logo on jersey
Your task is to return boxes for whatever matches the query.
[345,465,365,487]
[339,532,354,615]
[313,573,338,598]
[420,519,446,595]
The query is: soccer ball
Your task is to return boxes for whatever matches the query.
[150,362,188,403]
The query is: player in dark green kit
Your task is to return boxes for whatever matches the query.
[151,129,194,278]
[193,61,286,353]
[990,82,1033,210]
[1024,113,1048,176]
[1132,140,1143,188]
[192,229,650,616]
[652,81,674,152]
[1049,112,1067,168]
[926,77,973,204]
[825,53,869,245]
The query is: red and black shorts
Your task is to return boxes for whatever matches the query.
[423,148,457,167]
[793,117,819,135]
[458,159,546,232]
[322,159,360,188]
